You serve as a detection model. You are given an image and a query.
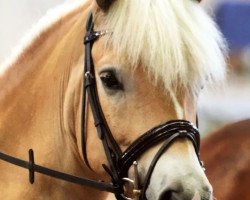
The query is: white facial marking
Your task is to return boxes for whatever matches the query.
[168,88,184,119]
[192,191,201,200]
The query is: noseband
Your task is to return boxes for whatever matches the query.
[0,11,203,200]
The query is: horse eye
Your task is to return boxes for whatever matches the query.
[100,71,123,91]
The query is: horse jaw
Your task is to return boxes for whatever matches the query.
[134,140,213,200]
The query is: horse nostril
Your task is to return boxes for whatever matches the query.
[159,190,174,200]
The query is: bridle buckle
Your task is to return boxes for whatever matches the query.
[121,161,141,200]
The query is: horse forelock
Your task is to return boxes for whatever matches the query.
[97,0,228,93]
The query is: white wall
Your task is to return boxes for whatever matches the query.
[0,0,80,64]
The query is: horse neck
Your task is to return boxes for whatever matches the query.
[0,1,81,161]
[0,3,107,199]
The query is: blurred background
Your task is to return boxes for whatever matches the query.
[0,0,249,137]
[199,0,250,135]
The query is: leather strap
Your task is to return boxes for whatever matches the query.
[118,121,200,176]
[82,12,124,196]
[140,129,200,199]
[117,120,200,199]
[0,150,120,193]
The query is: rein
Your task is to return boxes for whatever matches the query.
[0,11,203,200]
[0,150,120,193]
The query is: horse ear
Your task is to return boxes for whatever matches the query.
[96,0,115,11]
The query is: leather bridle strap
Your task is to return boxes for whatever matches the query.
[117,120,201,200]
[140,130,200,199]
[82,13,122,161]
[118,121,200,175]
[0,150,120,193]
[82,12,124,193]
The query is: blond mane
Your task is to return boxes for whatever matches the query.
[98,0,227,92]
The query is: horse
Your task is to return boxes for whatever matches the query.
[201,119,250,200]
[0,0,227,199]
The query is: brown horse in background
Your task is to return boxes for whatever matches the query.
[201,119,250,200]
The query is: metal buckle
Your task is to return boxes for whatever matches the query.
[94,30,109,37]
[121,161,141,200]
[85,71,93,79]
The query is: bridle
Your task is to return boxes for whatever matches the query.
[0,11,203,200]
[82,12,203,199]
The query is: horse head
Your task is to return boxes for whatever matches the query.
[77,0,227,199]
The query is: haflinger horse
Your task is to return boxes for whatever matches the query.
[201,119,250,200]
[0,0,227,200]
